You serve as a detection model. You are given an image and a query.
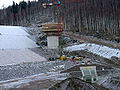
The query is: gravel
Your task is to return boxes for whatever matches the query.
[1,25,118,89]
[0,61,78,81]
[30,47,59,60]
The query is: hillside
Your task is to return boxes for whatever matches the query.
[0,0,120,42]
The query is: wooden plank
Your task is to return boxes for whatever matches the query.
[42,23,63,27]
[42,23,63,32]
[46,33,59,36]
[42,29,63,32]
[42,27,62,30]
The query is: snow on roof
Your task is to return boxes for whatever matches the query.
[64,43,120,59]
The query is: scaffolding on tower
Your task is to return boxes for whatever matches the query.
[42,1,63,57]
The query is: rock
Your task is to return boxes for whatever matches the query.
[0,61,77,81]
[62,36,72,45]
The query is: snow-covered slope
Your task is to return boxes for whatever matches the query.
[0,26,46,66]
[64,43,120,59]
[0,26,38,49]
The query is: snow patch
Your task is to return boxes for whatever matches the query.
[50,64,65,72]
[64,43,120,59]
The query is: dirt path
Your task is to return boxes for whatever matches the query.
[63,31,120,49]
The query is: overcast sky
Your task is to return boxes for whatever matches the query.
[0,0,38,9]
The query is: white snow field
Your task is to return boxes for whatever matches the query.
[0,26,46,66]
[64,43,120,59]
[0,26,38,49]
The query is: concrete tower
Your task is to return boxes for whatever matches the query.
[42,23,63,49]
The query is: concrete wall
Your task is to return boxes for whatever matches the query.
[47,36,59,49]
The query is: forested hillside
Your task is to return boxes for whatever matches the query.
[0,0,45,26]
[0,0,120,42]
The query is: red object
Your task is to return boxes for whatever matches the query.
[43,0,88,57]
[56,5,62,57]
[87,60,91,63]
[46,33,48,36]
[72,59,75,62]
[54,2,57,5]
[56,57,60,59]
